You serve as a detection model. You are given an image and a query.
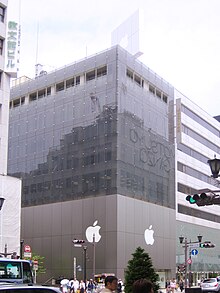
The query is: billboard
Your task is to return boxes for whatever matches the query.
[5,20,20,78]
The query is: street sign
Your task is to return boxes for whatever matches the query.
[24,252,32,258]
[24,245,31,253]
[187,258,192,264]
[187,243,200,248]
[191,249,198,256]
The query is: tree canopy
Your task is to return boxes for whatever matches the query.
[124,247,160,293]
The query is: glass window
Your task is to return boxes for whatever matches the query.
[86,69,96,81]
[97,65,107,77]
[66,77,75,88]
[0,6,5,22]
[0,38,3,55]
[56,81,65,92]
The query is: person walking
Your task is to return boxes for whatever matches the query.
[100,276,118,293]
[132,279,154,293]
[179,279,184,292]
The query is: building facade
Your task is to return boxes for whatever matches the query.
[0,0,21,257]
[9,46,176,283]
[175,90,220,284]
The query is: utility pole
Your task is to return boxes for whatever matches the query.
[93,234,95,280]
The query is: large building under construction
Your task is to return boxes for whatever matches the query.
[9,45,220,284]
[9,46,176,283]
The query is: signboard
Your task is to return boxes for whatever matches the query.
[24,245,31,253]
[187,258,192,264]
[191,249,198,256]
[188,243,200,248]
[5,20,20,77]
[23,252,32,258]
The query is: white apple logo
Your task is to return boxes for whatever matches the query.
[85,220,101,243]
[144,225,155,245]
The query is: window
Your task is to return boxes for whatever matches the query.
[134,74,141,86]
[13,98,20,107]
[21,96,25,105]
[97,65,107,77]
[156,89,161,99]
[163,94,168,103]
[86,70,95,81]
[0,38,3,55]
[56,81,64,92]
[66,77,75,88]
[75,75,80,85]
[149,84,155,94]
[0,6,5,23]
[126,68,133,80]
[29,92,37,102]
[0,71,2,87]
[46,87,51,96]
[38,88,46,99]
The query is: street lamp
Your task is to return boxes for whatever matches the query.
[20,239,24,259]
[0,197,5,210]
[179,235,202,288]
[207,155,220,178]
[72,239,87,284]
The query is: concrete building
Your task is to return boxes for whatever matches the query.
[175,90,220,284]
[9,46,176,283]
[0,0,21,257]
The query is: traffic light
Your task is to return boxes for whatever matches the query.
[186,195,196,204]
[72,239,85,244]
[186,193,217,206]
[177,264,186,273]
[200,241,215,248]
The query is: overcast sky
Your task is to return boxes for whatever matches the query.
[8,0,220,117]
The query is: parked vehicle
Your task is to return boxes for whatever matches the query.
[200,277,220,292]
[0,258,33,284]
[0,283,61,292]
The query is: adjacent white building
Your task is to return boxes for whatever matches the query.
[0,0,21,257]
[175,89,220,283]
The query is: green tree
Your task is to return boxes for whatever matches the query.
[31,253,46,275]
[124,247,160,293]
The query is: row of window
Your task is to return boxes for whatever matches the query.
[10,65,107,108]
[177,161,218,186]
[178,203,220,223]
[182,124,220,154]
[126,68,168,103]
[23,169,113,195]
[177,143,209,165]
[182,104,220,138]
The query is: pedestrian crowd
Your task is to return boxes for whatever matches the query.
[60,276,124,293]
[165,279,184,293]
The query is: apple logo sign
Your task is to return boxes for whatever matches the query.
[85,220,101,243]
[144,225,155,245]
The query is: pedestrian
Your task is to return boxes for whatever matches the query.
[60,278,70,293]
[132,279,154,293]
[179,279,184,292]
[100,276,118,293]
[117,279,123,293]
[79,280,86,293]
[70,278,79,293]
[87,279,95,293]
[170,279,176,293]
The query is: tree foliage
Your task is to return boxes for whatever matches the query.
[31,253,46,275]
[124,247,160,293]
